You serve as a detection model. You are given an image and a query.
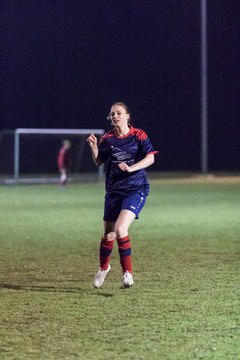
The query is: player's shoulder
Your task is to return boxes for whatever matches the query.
[99,129,115,143]
[131,126,148,140]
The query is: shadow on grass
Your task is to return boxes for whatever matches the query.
[0,283,121,297]
[0,282,92,294]
[94,292,115,297]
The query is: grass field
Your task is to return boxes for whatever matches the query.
[0,176,240,360]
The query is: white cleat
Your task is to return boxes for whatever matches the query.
[93,265,111,288]
[123,271,134,288]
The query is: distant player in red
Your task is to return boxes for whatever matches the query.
[86,102,158,288]
[57,140,72,185]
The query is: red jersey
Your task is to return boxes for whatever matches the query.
[57,147,71,170]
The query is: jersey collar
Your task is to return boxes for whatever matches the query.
[114,125,134,139]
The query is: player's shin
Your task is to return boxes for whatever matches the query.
[99,237,114,270]
[117,236,132,274]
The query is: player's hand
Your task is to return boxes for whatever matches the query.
[86,133,98,149]
[118,162,132,172]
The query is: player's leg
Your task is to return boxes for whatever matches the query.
[100,221,116,270]
[60,169,67,185]
[93,222,115,288]
[116,193,147,287]
[93,193,121,288]
[115,210,135,287]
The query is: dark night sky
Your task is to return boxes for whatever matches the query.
[1,0,240,171]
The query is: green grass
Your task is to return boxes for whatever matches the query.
[0,178,240,359]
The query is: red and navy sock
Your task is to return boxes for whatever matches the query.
[99,237,114,270]
[117,236,133,274]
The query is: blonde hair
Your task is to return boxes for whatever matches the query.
[62,139,71,148]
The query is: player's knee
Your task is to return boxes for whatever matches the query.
[115,226,128,239]
[104,232,116,241]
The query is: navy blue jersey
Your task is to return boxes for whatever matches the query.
[98,126,158,196]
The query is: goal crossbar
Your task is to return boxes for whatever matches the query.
[16,128,105,135]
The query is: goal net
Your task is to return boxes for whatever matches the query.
[0,128,105,184]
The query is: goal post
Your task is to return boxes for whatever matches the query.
[2,128,105,184]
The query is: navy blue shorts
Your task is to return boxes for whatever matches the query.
[103,192,147,222]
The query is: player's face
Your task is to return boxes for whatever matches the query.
[109,105,130,128]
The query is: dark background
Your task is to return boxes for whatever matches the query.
[1,0,240,172]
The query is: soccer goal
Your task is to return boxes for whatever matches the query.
[0,128,105,184]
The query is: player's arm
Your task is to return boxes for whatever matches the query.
[86,133,103,166]
[118,153,155,173]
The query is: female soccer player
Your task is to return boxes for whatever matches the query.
[86,102,158,288]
